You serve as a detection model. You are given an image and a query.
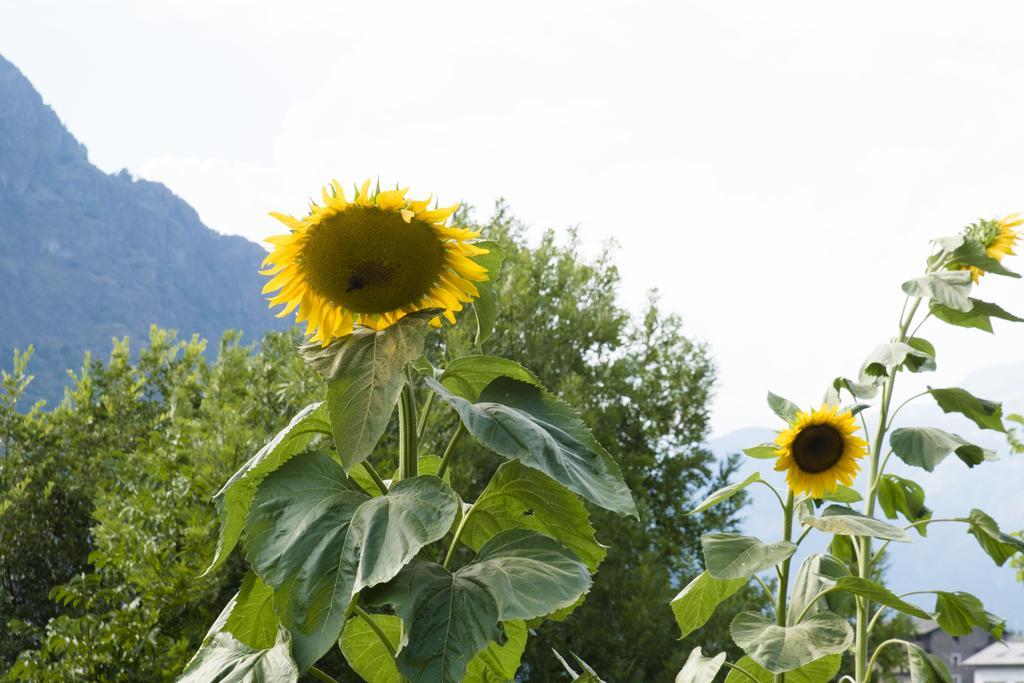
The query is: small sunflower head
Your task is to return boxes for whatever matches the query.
[959,214,1021,282]
[773,404,868,498]
[260,180,490,346]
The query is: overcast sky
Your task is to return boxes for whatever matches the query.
[3,0,1024,438]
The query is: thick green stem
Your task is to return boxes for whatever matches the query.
[308,665,340,683]
[397,382,419,481]
[354,605,398,659]
[723,661,762,683]
[774,490,796,683]
[360,461,390,496]
[435,423,465,481]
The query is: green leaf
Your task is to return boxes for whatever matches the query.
[469,240,505,346]
[799,505,912,542]
[426,376,637,517]
[833,376,880,400]
[905,641,953,683]
[458,529,592,621]
[930,298,1024,333]
[819,484,862,503]
[245,453,458,670]
[675,647,725,683]
[890,426,996,472]
[876,475,932,533]
[367,561,505,683]
[742,443,777,459]
[670,571,747,640]
[207,402,330,574]
[460,460,606,571]
[464,620,527,682]
[440,355,540,401]
[933,591,1004,639]
[831,577,931,619]
[689,472,761,515]
[928,387,1006,432]
[701,533,797,580]
[224,571,278,650]
[767,391,800,422]
[966,508,1024,567]
[859,342,935,381]
[730,611,853,674]
[553,651,607,683]
[723,655,842,683]
[949,238,1021,278]
[787,554,850,625]
[315,313,433,471]
[901,271,973,312]
[339,613,401,683]
[179,628,299,683]
[829,535,855,564]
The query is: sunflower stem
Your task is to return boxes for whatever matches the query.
[398,381,419,481]
[354,605,398,660]
[773,490,795,683]
[435,423,465,481]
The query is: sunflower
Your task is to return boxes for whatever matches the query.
[773,405,868,498]
[260,180,490,345]
[959,214,1021,282]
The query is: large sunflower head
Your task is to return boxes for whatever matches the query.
[773,404,868,498]
[959,214,1021,282]
[260,180,490,345]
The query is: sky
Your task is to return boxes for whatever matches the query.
[2,0,1024,440]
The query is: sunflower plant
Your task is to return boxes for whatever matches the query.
[179,181,637,683]
[668,215,1024,683]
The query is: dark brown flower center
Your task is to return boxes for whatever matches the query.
[300,206,447,314]
[791,424,845,473]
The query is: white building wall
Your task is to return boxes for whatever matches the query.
[973,666,1024,683]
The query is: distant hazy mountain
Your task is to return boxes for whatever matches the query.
[0,54,286,402]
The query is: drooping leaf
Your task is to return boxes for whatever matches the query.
[425,376,637,517]
[689,472,761,515]
[730,611,853,674]
[674,647,725,683]
[901,271,973,312]
[833,376,880,400]
[767,392,800,422]
[460,459,606,571]
[464,620,527,682]
[440,355,540,401]
[670,571,747,639]
[831,577,931,619]
[224,571,278,650]
[315,313,433,471]
[890,426,996,472]
[966,508,1024,567]
[787,554,849,625]
[800,505,912,542]
[207,402,330,573]
[457,529,592,621]
[948,238,1021,278]
[930,298,1024,333]
[876,474,932,533]
[179,628,299,683]
[701,533,797,580]
[928,387,1006,432]
[367,561,505,683]
[905,641,953,683]
[339,613,401,683]
[723,655,842,683]
[859,341,935,381]
[468,240,505,346]
[933,591,1004,639]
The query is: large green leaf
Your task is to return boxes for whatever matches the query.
[674,647,725,683]
[440,356,540,401]
[876,474,932,533]
[723,655,842,683]
[859,341,934,381]
[207,402,330,573]
[179,628,299,683]
[832,577,931,619]
[730,611,853,674]
[800,505,912,542]
[949,238,1021,278]
[458,529,591,621]
[464,620,527,682]
[670,572,747,639]
[701,533,797,580]
[905,641,953,683]
[426,376,637,517]
[460,459,606,571]
[930,298,1024,333]
[933,591,1004,639]
[224,571,278,650]
[890,427,996,471]
[339,613,401,683]
[689,472,761,515]
[767,391,800,422]
[901,271,973,312]
[468,240,505,346]
[368,561,505,683]
[928,387,1006,432]
[967,508,1024,566]
[787,554,849,625]
[244,453,458,670]
[312,313,433,471]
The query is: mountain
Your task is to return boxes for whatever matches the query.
[0,54,286,403]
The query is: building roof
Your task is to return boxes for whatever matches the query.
[964,638,1024,667]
